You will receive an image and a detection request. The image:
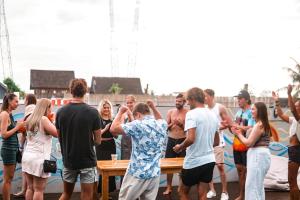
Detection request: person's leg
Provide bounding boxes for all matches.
[119,173,143,200]
[79,167,98,200]
[198,182,208,200]
[2,164,16,200]
[140,176,160,200]
[217,163,228,194]
[178,183,191,200]
[25,173,34,200]
[59,181,76,200]
[163,137,176,195]
[14,172,27,196]
[32,176,47,200]
[59,168,77,200]
[235,164,246,200]
[80,183,94,200]
[288,161,300,200]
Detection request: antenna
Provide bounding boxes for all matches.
[0,0,13,80]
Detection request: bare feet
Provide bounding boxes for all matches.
[163,186,172,195]
[234,196,244,200]
[13,191,25,198]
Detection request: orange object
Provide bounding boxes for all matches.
[233,136,248,152]
[270,124,279,142]
[47,113,55,122]
[18,124,26,134]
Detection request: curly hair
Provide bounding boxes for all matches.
[69,78,88,98]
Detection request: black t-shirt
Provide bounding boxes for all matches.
[56,103,101,170]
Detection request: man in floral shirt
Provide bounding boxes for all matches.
[110,100,167,200]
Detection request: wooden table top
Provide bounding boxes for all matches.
[97,157,184,171]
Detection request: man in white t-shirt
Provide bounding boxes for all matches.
[204,89,231,200]
[173,87,219,200]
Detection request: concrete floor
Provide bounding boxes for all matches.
[3,182,289,200]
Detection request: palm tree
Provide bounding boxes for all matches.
[109,83,123,94]
[285,57,300,97]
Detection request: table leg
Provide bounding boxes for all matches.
[101,173,109,200]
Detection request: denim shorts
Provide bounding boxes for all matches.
[63,167,98,184]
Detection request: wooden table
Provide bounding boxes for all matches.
[97,157,184,200]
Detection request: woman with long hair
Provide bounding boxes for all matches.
[0,93,24,200]
[21,98,58,200]
[13,93,37,198]
[95,99,116,196]
[232,102,271,200]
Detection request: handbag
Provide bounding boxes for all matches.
[43,155,57,173]
[16,149,22,163]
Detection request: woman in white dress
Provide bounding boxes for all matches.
[22,98,58,200]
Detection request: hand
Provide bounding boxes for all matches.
[146,99,155,109]
[119,105,128,114]
[231,126,242,136]
[173,144,182,153]
[102,123,111,133]
[287,84,293,95]
[16,121,26,130]
[272,91,279,101]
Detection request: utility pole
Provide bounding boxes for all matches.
[0,0,13,80]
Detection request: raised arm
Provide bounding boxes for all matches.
[146,99,162,120]
[41,116,58,137]
[288,85,300,121]
[272,91,289,122]
[110,106,128,136]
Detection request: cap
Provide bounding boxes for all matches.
[235,90,250,100]
[24,104,36,118]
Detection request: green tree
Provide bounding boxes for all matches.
[286,57,300,97]
[3,77,25,98]
[109,83,123,94]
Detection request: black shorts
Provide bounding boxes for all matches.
[288,145,300,164]
[233,150,247,166]
[181,162,215,186]
[165,137,186,158]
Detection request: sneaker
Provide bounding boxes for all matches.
[207,190,216,198]
[220,192,229,200]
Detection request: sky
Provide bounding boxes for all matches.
[2,0,300,97]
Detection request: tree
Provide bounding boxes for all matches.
[3,78,25,98]
[109,83,123,94]
[286,57,300,97]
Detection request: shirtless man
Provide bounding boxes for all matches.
[163,93,188,195]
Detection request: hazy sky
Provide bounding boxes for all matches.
[3,0,300,96]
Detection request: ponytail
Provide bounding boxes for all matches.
[1,93,17,112]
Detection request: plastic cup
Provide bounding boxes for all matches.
[111,154,117,165]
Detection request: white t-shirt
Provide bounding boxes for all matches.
[289,117,298,137]
[183,107,219,169]
[209,103,225,147]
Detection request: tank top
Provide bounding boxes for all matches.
[210,103,225,147]
[253,130,270,147]
[1,113,19,150]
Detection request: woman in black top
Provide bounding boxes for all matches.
[95,99,116,194]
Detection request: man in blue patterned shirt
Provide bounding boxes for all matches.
[110,100,168,200]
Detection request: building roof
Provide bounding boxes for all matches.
[0,82,7,90]
[30,69,75,89]
[90,77,143,94]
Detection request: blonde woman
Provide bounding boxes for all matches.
[95,99,116,194]
[22,98,58,200]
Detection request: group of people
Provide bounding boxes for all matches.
[0,78,299,200]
